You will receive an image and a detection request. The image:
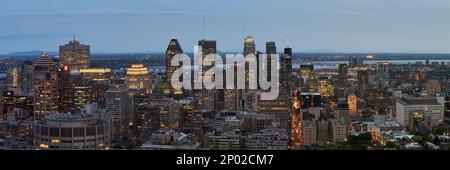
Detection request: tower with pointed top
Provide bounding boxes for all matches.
[165,39,184,97]
[59,38,90,70]
[33,53,59,121]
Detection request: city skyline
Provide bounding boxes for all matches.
[2,0,450,54]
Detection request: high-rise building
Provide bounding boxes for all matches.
[300,65,315,93]
[197,40,220,111]
[338,64,348,85]
[78,68,111,108]
[337,98,349,125]
[125,64,150,94]
[106,85,129,142]
[33,53,59,121]
[357,70,369,98]
[133,103,160,145]
[1,90,33,121]
[58,38,90,70]
[165,39,184,97]
[376,62,389,89]
[151,98,180,130]
[265,41,276,82]
[21,60,34,95]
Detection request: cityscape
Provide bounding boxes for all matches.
[0,0,450,151]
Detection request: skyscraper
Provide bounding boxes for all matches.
[106,85,129,142]
[21,60,34,95]
[197,40,219,111]
[59,38,90,70]
[165,39,184,97]
[357,70,369,98]
[125,64,151,94]
[376,62,389,89]
[33,53,59,121]
[265,41,276,82]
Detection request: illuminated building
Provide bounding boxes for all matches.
[1,90,33,121]
[151,98,180,130]
[34,111,110,150]
[396,97,444,130]
[78,68,111,108]
[300,64,315,93]
[125,64,150,94]
[10,68,20,89]
[59,38,90,70]
[165,39,184,97]
[318,77,334,97]
[133,103,160,145]
[106,85,129,142]
[33,53,59,121]
[59,67,77,113]
[197,40,218,111]
[21,60,34,95]
[348,94,358,116]
[204,131,241,150]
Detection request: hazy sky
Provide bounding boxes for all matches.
[1,0,450,54]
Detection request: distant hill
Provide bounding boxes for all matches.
[8,51,58,57]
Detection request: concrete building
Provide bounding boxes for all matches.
[34,111,110,150]
[396,97,444,130]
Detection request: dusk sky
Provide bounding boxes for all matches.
[1,0,450,54]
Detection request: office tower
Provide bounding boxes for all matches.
[244,36,256,56]
[11,68,20,89]
[197,40,219,111]
[337,64,348,85]
[21,60,34,95]
[59,67,77,113]
[265,41,276,81]
[337,98,349,125]
[151,98,180,130]
[125,64,150,94]
[300,64,315,93]
[133,103,160,145]
[33,53,59,121]
[165,39,184,97]
[396,97,444,130]
[34,111,110,150]
[59,38,90,70]
[376,62,389,89]
[281,47,292,97]
[106,85,129,142]
[78,68,111,108]
[347,94,358,116]
[318,77,334,97]
[357,70,369,98]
